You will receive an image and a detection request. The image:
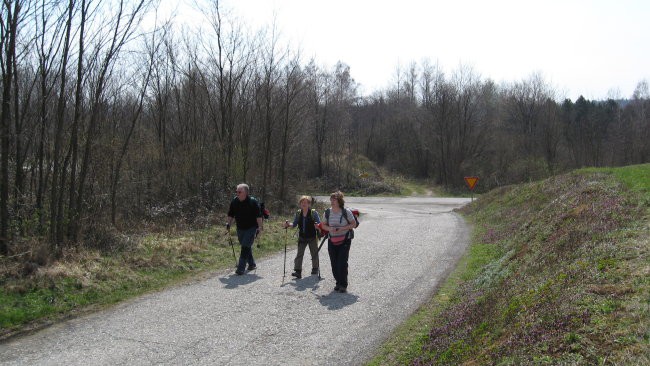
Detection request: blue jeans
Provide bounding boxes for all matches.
[237,227,257,272]
[328,239,351,288]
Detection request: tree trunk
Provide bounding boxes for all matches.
[0,2,18,255]
[67,0,87,240]
[50,0,74,250]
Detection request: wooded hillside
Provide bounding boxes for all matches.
[1,1,648,256]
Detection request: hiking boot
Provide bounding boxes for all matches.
[334,285,340,292]
[247,264,257,271]
[235,270,244,275]
[311,268,319,275]
[337,286,347,293]
[291,270,302,279]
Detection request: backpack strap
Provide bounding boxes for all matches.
[326,208,351,224]
[340,207,350,224]
[249,196,261,213]
[342,208,359,228]
[294,210,301,225]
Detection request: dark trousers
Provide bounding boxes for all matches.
[238,246,255,271]
[237,227,257,272]
[328,239,351,288]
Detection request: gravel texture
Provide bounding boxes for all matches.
[0,197,471,366]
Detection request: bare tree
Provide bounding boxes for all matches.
[1,0,24,255]
[196,0,254,192]
[421,63,454,185]
[65,0,89,239]
[307,60,330,177]
[235,59,257,183]
[630,80,649,162]
[49,0,74,247]
[504,72,554,157]
[73,0,152,241]
[11,1,37,235]
[329,62,356,187]
[34,0,67,232]
[108,21,158,226]
[258,22,283,201]
[538,98,563,173]
[277,52,306,205]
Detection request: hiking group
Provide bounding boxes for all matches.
[226,183,359,293]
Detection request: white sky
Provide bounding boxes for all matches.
[169,0,650,100]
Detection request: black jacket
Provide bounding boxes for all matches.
[228,196,261,230]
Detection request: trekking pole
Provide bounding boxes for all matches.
[228,232,237,268]
[282,224,288,284]
[316,234,328,280]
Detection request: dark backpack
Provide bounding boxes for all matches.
[260,201,270,220]
[247,196,270,220]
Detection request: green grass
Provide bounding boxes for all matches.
[367,240,504,366]
[368,164,650,365]
[581,163,650,195]
[0,221,292,338]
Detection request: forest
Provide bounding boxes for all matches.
[1,0,648,256]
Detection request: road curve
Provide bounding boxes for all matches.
[0,197,471,366]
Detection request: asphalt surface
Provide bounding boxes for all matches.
[0,196,471,366]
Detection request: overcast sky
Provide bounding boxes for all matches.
[174,0,650,100]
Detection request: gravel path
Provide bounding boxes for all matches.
[0,197,471,366]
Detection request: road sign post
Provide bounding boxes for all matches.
[464,176,479,201]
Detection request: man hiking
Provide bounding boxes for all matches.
[282,196,321,279]
[226,183,263,275]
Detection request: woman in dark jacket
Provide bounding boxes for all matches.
[283,196,321,279]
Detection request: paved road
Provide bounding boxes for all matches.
[0,197,471,366]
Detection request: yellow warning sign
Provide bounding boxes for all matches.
[464,176,479,191]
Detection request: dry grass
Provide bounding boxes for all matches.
[0,215,291,339]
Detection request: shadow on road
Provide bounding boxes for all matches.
[317,291,359,310]
[218,273,262,289]
[282,275,322,292]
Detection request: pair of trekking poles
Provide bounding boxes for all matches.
[280,224,329,283]
[227,226,328,283]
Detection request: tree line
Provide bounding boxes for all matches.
[0,0,648,256]
[360,67,649,188]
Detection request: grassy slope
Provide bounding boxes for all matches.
[369,164,649,365]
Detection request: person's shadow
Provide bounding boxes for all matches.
[281,276,359,310]
[282,275,321,292]
[317,290,359,310]
[219,273,262,289]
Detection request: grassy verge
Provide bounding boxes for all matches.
[367,241,505,366]
[0,218,291,340]
[369,163,650,365]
